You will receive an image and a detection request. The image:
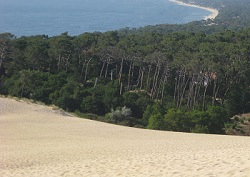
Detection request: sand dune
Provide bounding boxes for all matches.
[1,97,250,177]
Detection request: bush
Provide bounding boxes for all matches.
[164,108,190,132]
[142,102,165,126]
[147,113,165,130]
[191,125,209,134]
[122,91,153,119]
[224,122,235,135]
[107,107,132,123]
[206,106,229,134]
[81,95,105,115]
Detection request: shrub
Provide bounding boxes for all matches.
[224,122,235,135]
[234,116,240,122]
[122,91,153,119]
[142,102,165,126]
[147,113,165,130]
[164,108,189,132]
[191,125,209,134]
[107,106,132,123]
[206,106,229,134]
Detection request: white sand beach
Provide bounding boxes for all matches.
[1,97,250,177]
[169,0,219,20]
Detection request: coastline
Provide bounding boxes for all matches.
[169,0,219,20]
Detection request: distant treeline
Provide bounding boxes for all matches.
[0,27,249,134]
[118,0,250,35]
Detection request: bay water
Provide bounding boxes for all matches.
[0,0,211,37]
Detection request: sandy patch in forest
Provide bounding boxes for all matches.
[1,97,250,177]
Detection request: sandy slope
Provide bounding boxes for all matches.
[0,97,250,177]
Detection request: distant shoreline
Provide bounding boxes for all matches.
[169,0,219,20]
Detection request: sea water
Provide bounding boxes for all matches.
[0,0,211,37]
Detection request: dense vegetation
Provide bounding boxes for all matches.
[0,0,250,134]
[0,28,249,134]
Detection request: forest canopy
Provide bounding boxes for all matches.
[0,0,250,135]
[0,28,249,134]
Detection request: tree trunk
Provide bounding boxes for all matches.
[120,82,123,95]
[57,54,61,71]
[160,73,168,103]
[99,60,106,77]
[105,59,110,78]
[202,84,209,111]
[118,57,124,83]
[84,58,92,82]
[178,77,190,108]
[188,81,194,109]
[152,64,161,99]
[150,65,159,99]
[80,59,87,77]
[146,65,152,92]
[140,68,145,90]
[127,61,133,90]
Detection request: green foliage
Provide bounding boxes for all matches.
[1,15,250,135]
[225,85,250,117]
[1,74,18,96]
[123,91,153,118]
[103,81,122,111]
[164,109,190,132]
[24,35,50,71]
[144,106,229,134]
[0,33,14,75]
[206,106,229,134]
[191,125,209,134]
[107,106,132,123]
[3,70,50,99]
[80,85,106,115]
[81,95,105,115]
[147,113,165,130]
[185,110,210,129]
[142,102,165,126]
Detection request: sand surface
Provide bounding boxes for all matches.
[1,97,250,177]
[169,0,219,20]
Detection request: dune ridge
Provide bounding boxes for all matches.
[1,97,250,177]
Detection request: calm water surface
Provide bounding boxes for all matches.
[0,0,211,36]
